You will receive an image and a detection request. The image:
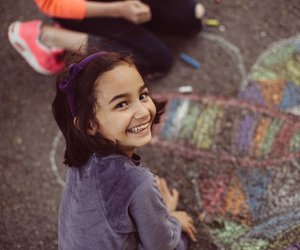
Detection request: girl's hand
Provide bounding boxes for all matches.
[156,176,179,212]
[119,1,151,24]
[170,211,197,242]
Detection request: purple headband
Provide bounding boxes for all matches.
[59,52,107,118]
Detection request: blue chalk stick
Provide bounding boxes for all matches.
[179,53,201,69]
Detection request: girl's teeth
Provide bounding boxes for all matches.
[129,123,148,133]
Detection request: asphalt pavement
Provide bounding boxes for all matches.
[1,0,299,249]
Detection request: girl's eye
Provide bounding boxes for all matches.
[140,92,149,100]
[115,102,128,109]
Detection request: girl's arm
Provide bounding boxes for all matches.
[155,176,179,212]
[129,176,183,250]
[34,0,151,23]
[156,176,197,242]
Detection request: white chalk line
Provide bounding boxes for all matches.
[200,32,247,87]
[49,131,65,187]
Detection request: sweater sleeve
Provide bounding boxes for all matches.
[34,0,87,19]
[129,174,184,250]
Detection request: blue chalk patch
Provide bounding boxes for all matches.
[179,53,201,69]
[236,168,272,222]
[279,81,300,110]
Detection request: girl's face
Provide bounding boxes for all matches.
[93,63,156,157]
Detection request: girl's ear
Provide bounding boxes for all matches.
[86,120,98,136]
[73,117,80,130]
[73,116,98,135]
[73,117,98,135]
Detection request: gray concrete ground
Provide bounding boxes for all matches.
[1,0,299,249]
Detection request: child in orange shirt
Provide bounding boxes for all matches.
[8,0,205,76]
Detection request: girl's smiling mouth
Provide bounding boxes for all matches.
[127,122,150,133]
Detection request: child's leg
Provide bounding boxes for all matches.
[55,17,173,75]
[142,0,204,36]
[40,25,88,54]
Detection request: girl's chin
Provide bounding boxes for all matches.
[121,135,152,152]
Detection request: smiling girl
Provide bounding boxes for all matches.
[52,51,196,249]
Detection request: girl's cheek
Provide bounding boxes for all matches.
[150,101,157,117]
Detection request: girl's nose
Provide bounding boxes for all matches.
[133,102,149,119]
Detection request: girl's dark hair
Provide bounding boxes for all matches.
[52,51,166,167]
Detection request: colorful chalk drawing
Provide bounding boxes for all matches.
[150,35,300,249]
[152,94,300,166]
[240,35,300,115]
[151,93,300,249]
[50,35,300,249]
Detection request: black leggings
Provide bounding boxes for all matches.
[55,0,202,75]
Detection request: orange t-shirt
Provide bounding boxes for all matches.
[34,0,87,19]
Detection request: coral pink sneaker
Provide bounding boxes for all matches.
[8,20,65,75]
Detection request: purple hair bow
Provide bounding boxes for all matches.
[59,52,107,118]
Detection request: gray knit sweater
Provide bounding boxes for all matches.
[58,153,185,250]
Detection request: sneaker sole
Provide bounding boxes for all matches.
[8,21,53,75]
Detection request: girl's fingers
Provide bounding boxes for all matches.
[161,178,171,196]
[188,220,196,230]
[160,178,167,188]
[190,223,197,235]
[155,176,160,185]
[155,177,162,190]
[171,188,179,198]
[187,227,197,242]
[186,216,197,241]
